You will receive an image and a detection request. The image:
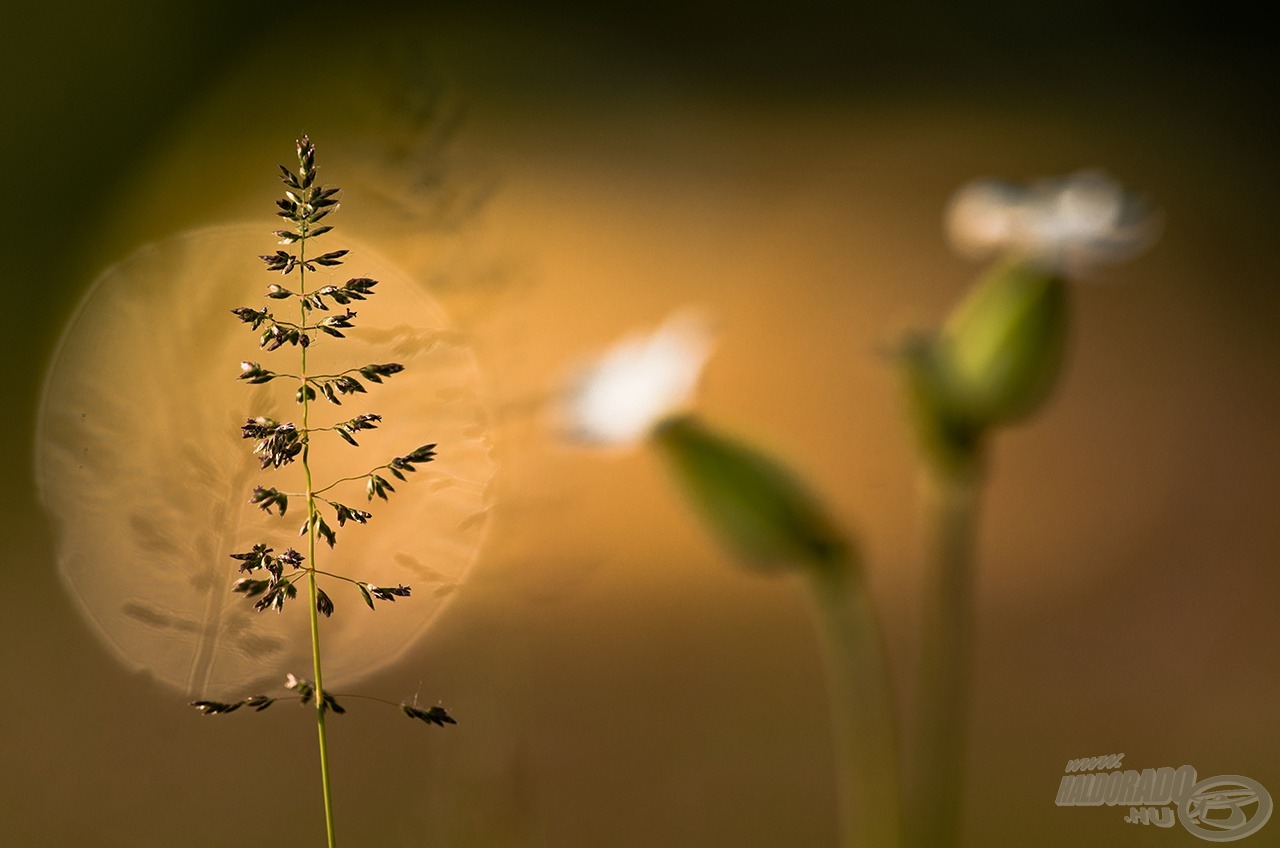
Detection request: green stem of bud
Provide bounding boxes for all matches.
[808,559,903,848]
[652,415,901,847]
[904,464,982,848]
[900,261,1065,847]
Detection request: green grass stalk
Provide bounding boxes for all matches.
[299,236,338,848]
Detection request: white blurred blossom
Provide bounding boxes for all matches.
[946,170,1158,273]
[563,310,716,446]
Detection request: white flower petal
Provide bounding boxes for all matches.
[563,310,716,446]
[947,170,1158,274]
[945,179,1023,258]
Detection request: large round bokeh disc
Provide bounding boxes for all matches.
[37,223,496,697]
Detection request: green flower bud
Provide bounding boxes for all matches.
[902,262,1068,478]
[652,415,847,573]
[941,261,1068,427]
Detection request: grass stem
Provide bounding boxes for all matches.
[299,235,338,848]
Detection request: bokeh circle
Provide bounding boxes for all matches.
[37,223,496,696]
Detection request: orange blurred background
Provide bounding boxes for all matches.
[2,4,1277,846]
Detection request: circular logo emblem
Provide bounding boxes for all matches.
[1178,775,1272,842]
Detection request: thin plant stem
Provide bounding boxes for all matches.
[905,469,981,848]
[328,692,402,708]
[312,568,363,585]
[806,555,902,848]
[299,233,338,848]
[313,469,390,497]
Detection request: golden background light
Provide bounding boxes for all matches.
[3,6,1277,847]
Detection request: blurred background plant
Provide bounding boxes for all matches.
[557,170,1153,848]
[561,312,901,848]
[5,2,1278,847]
[900,171,1157,848]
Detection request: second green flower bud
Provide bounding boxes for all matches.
[652,415,848,574]
[902,262,1068,477]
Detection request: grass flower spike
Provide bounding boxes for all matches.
[190,136,457,848]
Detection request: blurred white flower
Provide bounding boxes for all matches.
[562,309,716,446]
[946,170,1158,273]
